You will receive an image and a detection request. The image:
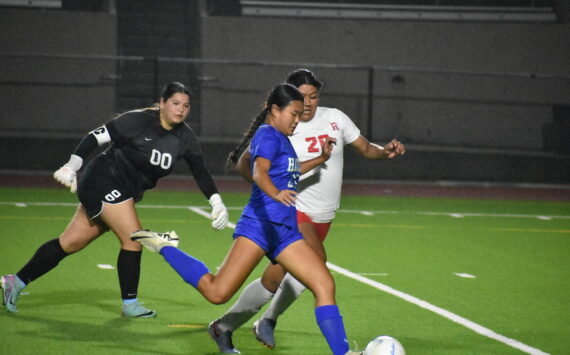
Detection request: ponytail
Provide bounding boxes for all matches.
[227,107,269,165]
[227,83,303,165]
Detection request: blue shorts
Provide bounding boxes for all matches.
[233,215,304,262]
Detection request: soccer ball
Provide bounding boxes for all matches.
[364,335,405,355]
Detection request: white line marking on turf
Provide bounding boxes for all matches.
[0,199,555,353]
[1,201,569,220]
[454,273,476,278]
[97,264,115,270]
[187,207,237,229]
[327,263,550,355]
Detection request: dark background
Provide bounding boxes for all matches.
[1,0,569,184]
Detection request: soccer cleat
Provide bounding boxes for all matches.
[344,351,363,355]
[130,230,179,253]
[1,275,23,312]
[208,319,240,354]
[121,301,157,318]
[253,318,277,349]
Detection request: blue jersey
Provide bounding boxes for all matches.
[242,125,301,228]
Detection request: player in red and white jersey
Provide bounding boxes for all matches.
[291,105,361,223]
[208,69,405,354]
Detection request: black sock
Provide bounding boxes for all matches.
[117,249,142,300]
[17,238,69,284]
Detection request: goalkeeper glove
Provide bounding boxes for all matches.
[209,193,228,231]
[54,154,83,193]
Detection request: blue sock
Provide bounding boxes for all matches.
[315,305,349,355]
[160,246,209,288]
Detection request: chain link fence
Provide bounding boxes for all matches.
[1,52,569,182]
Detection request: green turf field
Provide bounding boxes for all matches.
[0,187,568,354]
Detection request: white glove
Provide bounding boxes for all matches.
[209,193,228,231]
[54,155,83,193]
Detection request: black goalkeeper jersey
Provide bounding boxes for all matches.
[75,109,218,200]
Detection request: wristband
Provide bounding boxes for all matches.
[65,154,83,172]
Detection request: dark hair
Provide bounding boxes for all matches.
[136,82,191,113]
[286,68,323,90]
[227,83,303,165]
[161,81,191,101]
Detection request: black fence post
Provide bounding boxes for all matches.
[152,57,159,101]
[367,67,374,141]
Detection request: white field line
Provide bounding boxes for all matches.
[187,206,237,229]
[0,200,554,353]
[327,263,550,355]
[338,209,570,220]
[1,201,568,220]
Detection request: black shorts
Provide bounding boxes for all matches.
[77,155,137,219]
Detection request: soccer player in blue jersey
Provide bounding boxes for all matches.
[0,82,229,318]
[131,83,357,354]
[210,69,405,353]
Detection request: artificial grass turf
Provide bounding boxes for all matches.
[0,187,568,354]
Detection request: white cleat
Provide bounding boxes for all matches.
[130,230,179,253]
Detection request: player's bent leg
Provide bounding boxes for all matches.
[197,237,265,304]
[298,222,327,260]
[59,204,107,253]
[158,245,211,290]
[275,240,335,306]
[2,205,104,313]
[138,236,265,305]
[99,199,142,252]
[254,272,306,348]
[249,222,325,348]
[276,240,349,355]
[99,200,158,317]
[260,262,288,292]
[215,277,276,331]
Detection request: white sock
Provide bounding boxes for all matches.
[262,273,306,321]
[217,278,274,332]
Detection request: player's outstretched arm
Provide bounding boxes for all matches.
[350,136,405,160]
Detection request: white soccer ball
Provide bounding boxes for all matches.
[364,335,406,355]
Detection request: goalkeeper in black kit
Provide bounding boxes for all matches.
[1,82,229,317]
